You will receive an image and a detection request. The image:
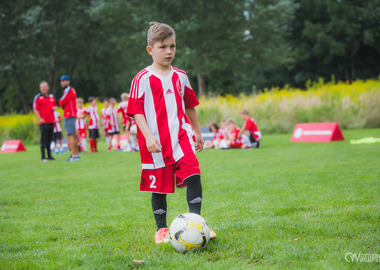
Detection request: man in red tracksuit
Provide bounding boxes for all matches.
[58,75,80,162]
[33,81,57,162]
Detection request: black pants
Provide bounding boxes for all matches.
[39,123,54,159]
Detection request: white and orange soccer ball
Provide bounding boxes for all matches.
[169,213,210,253]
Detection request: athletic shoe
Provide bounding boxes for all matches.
[60,148,64,154]
[256,141,260,149]
[41,158,48,162]
[155,227,170,244]
[67,155,80,162]
[47,157,55,161]
[55,149,59,155]
[209,228,217,239]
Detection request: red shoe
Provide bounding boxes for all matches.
[155,227,169,244]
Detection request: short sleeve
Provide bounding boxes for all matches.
[50,95,57,107]
[33,97,40,110]
[127,73,146,116]
[243,119,250,130]
[183,76,199,109]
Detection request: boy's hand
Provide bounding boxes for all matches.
[194,133,204,152]
[146,135,162,153]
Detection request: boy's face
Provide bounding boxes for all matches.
[103,101,109,107]
[91,99,97,106]
[147,35,176,68]
[227,122,235,131]
[77,102,83,108]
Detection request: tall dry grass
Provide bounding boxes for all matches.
[197,79,380,133]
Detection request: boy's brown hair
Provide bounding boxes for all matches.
[226,118,236,125]
[147,22,175,47]
[240,109,249,115]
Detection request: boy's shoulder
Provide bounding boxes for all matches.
[172,66,188,76]
[132,68,150,80]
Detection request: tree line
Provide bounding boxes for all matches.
[1,0,379,114]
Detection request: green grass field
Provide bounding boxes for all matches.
[1,129,380,269]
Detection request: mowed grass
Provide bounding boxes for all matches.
[1,129,380,269]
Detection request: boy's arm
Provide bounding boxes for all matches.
[58,88,71,107]
[33,109,45,124]
[185,107,204,152]
[134,114,162,153]
[237,127,245,138]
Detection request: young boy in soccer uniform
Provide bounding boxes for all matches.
[75,98,87,152]
[106,97,121,152]
[85,96,100,152]
[238,109,262,148]
[117,93,133,151]
[53,108,64,154]
[127,22,216,244]
[101,98,110,145]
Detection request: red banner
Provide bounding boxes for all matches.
[1,140,27,153]
[291,122,344,142]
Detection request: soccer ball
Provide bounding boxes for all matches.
[130,124,137,135]
[169,213,210,253]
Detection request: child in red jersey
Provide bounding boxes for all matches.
[106,97,120,152]
[117,92,132,151]
[238,109,262,148]
[101,98,110,145]
[204,122,224,149]
[52,107,64,154]
[75,98,87,152]
[85,97,100,152]
[127,22,216,244]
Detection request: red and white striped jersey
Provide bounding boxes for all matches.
[117,101,129,125]
[85,105,99,129]
[75,108,87,130]
[53,111,62,133]
[101,107,110,131]
[106,106,120,133]
[127,66,199,169]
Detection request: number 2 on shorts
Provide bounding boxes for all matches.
[149,175,156,188]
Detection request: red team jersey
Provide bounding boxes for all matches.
[53,111,62,133]
[85,105,99,129]
[127,66,199,170]
[59,86,77,118]
[117,101,129,125]
[106,107,120,133]
[76,108,87,138]
[229,126,243,148]
[244,117,260,140]
[213,129,224,140]
[33,93,57,124]
[101,107,110,135]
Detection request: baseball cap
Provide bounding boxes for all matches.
[59,75,70,81]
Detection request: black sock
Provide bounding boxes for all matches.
[151,193,167,230]
[185,175,202,215]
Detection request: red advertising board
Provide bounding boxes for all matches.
[1,140,27,153]
[291,122,344,142]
